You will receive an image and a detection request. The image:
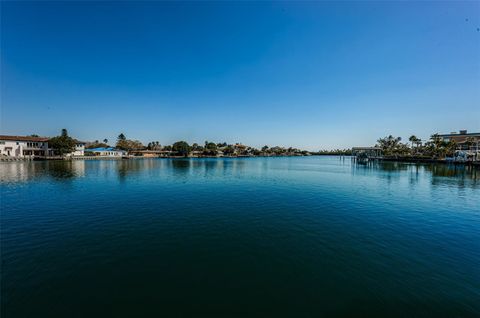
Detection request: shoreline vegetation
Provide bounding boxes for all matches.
[87,133,479,160]
[85,133,316,158]
[372,134,479,161]
[1,130,478,164]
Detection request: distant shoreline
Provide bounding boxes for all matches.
[1,154,479,167]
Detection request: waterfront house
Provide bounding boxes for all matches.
[438,130,480,152]
[0,135,86,158]
[190,150,203,157]
[85,147,126,157]
[128,150,174,157]
[0,135,51,158]
[71,140,86,156]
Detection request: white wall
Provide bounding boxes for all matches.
[71,144,85,156]
[0,140,25,157]
[93,150,125,157]
[0,140,50,157]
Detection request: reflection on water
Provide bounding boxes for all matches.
[351,159,478,189]
[0,160,86,182]
[1,156,479,317]
[2,157,476,190]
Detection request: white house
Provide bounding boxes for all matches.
[85,147,126,157]
[0,135,50,158]
[70,140,86,156]
[0,135,86,158]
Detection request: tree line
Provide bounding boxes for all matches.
[376,134,476,158]
[85,133,312,157]
[42,130,477,159]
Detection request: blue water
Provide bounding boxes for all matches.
[1,157,479,317]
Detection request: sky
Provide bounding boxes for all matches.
[1,1,479,150]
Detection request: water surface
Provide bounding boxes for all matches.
[1,157,479,317]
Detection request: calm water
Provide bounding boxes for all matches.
[1,157,479,317]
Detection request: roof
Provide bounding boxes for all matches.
[438,132,480,137]
[85,147,122,152]
[0,135,49,142]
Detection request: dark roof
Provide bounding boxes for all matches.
[438,132,480,137]
[0,135,49,142]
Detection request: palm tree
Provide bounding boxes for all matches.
[429,133,447,158]
[430,133,441,146]
[464,137,475,151]
[376,135,403,156]
[446,140,457,157]
[103,139,108,144]
[409,135,418,148]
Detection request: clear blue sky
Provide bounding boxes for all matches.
[1,1,479,150]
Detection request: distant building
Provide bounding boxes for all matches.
[71,140,86,156]
[128,149,174,157]
[0,135,50,157]
[352,147,383,158]
[438,130,480,151]
[85,147,126,157]
[0,135,86,158]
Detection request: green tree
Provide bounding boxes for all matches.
[203,141,217,155]
[409,135,419,150]
[464,137,475,150]
[116,133,128,150]
[103,138,108,144]
[205,142,217,151]
[423,133,448,158]
[445,140,457,157]
[49,129,76,156]
[147,141,161,150]
[117,139,144,151]
[376,135,399,155]
[223,145,235,155]
[172,141,191,157]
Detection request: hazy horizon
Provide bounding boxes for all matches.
[1,1,479,150]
